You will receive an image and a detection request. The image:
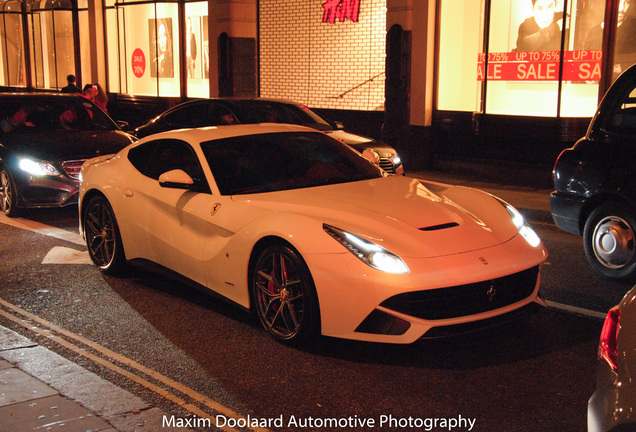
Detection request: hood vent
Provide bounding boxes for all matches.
[419,222,460,232]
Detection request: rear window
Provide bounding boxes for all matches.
[226,101,334,131]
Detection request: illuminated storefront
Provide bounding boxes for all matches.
[429,0,636,163]
[104,0,211,99]
[0,0,90,90]
[0,0,634,166]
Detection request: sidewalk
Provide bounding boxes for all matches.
[0,324,189,431]
[0,157,555,432]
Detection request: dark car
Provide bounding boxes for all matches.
[134,98,404,174]
[588,284,636,431]
[0,93,136,217]
[551,63,636,281]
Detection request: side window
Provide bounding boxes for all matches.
[127,141,156,174]
[164,103,207,128]
[609,85,636,132]
[127,139,209,192]
[204,103,238,125]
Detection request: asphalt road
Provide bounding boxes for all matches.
[0,188,631,431]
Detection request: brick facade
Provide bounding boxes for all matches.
[259,0,386,111]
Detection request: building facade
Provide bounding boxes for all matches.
[0,0,633,168]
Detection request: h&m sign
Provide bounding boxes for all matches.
[322,0,360,24]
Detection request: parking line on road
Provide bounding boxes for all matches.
[545,300,607,320]
[0,216,85,246]
[0,297,272,432]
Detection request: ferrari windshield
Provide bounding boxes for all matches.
[202,131,383,195]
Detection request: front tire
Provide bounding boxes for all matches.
[251,244,320,343]
[0,169,21,217]
[83,195,126,275]
[583,202,636,281]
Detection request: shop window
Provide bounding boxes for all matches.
[106,1,182,97]
[437,0,482,112]
[484,0,563,116]
[613,0,636,79]
[185,1,209,98]
[78,6,90,90]
[105,0,209,98]
[437,0,636,118]
[29,0,75,90]
[0,1,26,87]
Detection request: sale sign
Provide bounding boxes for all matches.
[477,50,602,82]
[132,48,146,78]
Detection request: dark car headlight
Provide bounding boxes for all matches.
[323,224,409,274]
[18,158,60,177]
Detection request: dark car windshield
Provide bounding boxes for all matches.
[224,101,334,131]
[202,131,383,195]
[0,98,117,133]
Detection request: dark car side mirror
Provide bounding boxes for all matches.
[333,120,345,130]
[116,120,130,131]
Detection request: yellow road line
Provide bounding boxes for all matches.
[0,297,271,432]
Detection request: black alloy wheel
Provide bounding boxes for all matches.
[84,195,126,275]
[584,202,636,282]
[252,244,320,343]
[0,169,20,217]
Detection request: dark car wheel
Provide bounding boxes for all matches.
[251,244,320,343]
[0,169,21,217]
[584,203,636,281]
[83,195,126,275]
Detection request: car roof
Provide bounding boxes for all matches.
[163,97,308,112]
[218,97,306,106]
[0,92,87,101]
[190,96,304,105]
[137,123,321,143]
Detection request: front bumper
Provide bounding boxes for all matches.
[588,361,636,432]
[550,191,586,236]
[15,173,79,209]
[306,233,547,344]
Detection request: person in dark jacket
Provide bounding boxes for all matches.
[61,74,81,93]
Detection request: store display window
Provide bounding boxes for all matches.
[438,0,636,118]
[184,1,209,98]
[106,1,181,97]
[0,1,26,87]
[105,0,209,98]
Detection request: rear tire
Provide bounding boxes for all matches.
[83,195,126,275]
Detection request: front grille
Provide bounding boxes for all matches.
[62,160,86,180]
[378,157,395,173]
[380,266,540,320]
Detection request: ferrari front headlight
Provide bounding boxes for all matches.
[502,201,541,247]
[323,224,409,274]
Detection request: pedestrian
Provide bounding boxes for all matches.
[93,83,109,114]
[61,74,81,93]
[82,84,96,102]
